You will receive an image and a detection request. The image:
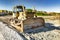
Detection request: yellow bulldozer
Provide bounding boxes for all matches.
[10,5,45,33]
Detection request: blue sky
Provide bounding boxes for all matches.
[0,0,60,12]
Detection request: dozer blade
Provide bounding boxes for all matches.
[10,17,45,33]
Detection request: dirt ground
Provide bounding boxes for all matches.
[0,15,60,40]
[0,15,60,26]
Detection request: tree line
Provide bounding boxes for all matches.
[26,9,60,16]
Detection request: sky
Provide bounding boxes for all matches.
[0,0,60,12]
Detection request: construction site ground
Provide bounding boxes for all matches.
[0,15,60,40]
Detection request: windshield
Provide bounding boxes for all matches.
[13,8,23,13]
[17,8,23,12]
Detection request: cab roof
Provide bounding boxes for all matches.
[14,5,25,9]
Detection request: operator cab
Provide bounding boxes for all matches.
[13,6,25,12]
[12,5,26,20]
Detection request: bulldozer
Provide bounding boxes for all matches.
[10,5,45,33]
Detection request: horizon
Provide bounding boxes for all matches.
[0,0,60,12]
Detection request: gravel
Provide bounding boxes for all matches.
[0,22,25,40]
[0,32,5,40]
[0,19,60,40]
[22,28,60,40]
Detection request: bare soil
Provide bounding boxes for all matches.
[0,15,60,40]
